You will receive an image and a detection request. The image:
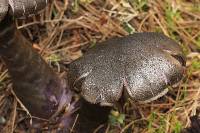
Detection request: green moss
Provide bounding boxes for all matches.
[128,0,149,11]
[109,110,125,126]
[123,22,135,34]
[47,54,61,63]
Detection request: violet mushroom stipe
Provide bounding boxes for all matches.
[0,15,73,119]
[0,1,80,132]
[68,33,186,106]
[0,0,70,120]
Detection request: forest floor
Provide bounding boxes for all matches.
[0,0,200,133]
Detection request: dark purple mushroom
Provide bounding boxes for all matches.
[0,1,77,132]
[0,15,73,119]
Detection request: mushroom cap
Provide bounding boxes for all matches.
[8,0,48,18]
[0,0,8,21]
[68,32,185,105]
[0,0,49,21]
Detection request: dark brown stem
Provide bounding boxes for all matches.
[75,99,111,133]
[0,15,110,132]
[0,15,71,119]
[181,115,200,133]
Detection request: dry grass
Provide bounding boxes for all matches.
[0,0,200,132]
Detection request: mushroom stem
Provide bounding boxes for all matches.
[0,15,109,132]
[76,99,111,133]
[181,115,200,133]
[0,15,71,119]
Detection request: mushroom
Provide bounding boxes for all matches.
[68,32,186,132]
[0,15,74,119]
[68,32,186,105]
[0,1,77,132]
